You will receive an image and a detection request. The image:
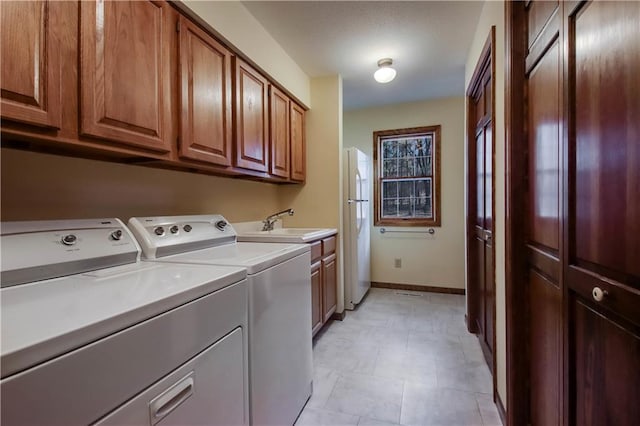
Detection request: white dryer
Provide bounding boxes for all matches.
[128,215,313,426]
[1,219,249,426]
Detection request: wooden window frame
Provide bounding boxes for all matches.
[373,125,442,227]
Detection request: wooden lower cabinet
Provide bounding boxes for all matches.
[311,260,323,335]
[322,253,337,322]
[310,234,338,337]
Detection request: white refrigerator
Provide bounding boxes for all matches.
[343,147,371,310]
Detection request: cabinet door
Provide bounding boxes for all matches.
[1,0,61,128]
[311,260,323,336]
[322,253,337,322]
[290,102,306,182]
[80,0,172,153]
[234,58,269,172]
[269,86,290,178]
[178,16,232,166]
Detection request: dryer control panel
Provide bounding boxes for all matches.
[0,219,139,288]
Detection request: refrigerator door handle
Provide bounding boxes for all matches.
[347,199,369,203]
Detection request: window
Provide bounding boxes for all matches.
[373,125,441,227]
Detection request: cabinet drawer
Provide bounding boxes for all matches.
[322,236,336,256]
[310,241,322,263]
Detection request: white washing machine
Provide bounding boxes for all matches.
[1,219,249,426]
[128,215,313,426]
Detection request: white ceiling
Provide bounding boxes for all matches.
[241,1,484,110]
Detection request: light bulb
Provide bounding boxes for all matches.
[374,58,396,83]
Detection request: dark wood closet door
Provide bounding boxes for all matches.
[565,1,640,424]
[473,119,495,365]
[524,2,563,425]
[507,1,640,424]
[466,31,495,374]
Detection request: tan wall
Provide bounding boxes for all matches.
[183,0,310,106]
[465,0,507,408]
[280,76,343,229]
[344,96,466,289]
[0,149,280,222]
[280,76,344,311]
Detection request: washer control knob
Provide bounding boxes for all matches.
[154,226,165,236]
[110,230,123,241]
[61,234,77,245]
[183,224,192,232]
[170,225,179,234]
[215,220,228,231]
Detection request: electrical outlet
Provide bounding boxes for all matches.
[394,258,402,268]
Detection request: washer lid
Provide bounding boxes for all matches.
[0,262,246,378]
[155,242,310,274]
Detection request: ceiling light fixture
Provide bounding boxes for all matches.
[374,58,397,83]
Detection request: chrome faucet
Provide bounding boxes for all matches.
[262,208,294,231]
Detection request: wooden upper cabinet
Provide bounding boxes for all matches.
[234,58,269,172]
[269,86,290,178]
[0,1,61,129]
[80,0,172,153]
[290,102,306,182]
[178,16,232,167]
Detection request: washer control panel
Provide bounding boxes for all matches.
[128,215,236,259]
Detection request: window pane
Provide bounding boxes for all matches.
[414,197,432,218]
[407,139,418,157]
[416,138,428,157]
[383,159,397,178]
[382,199,397,217]
[382,181,397,198]
[398,140,409,158]
[415,156,429,176]
[398,198,412,217]
[399,180,414,198]
[415,179,431,198]
[398,158,416,177]
[383,140,397,159]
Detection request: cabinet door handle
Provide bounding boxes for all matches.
[149,373,194,425]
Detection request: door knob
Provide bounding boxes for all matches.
[592,287,608,302]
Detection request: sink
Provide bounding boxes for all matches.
[236,228,337,243]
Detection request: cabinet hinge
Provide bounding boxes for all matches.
[176,21,181,33]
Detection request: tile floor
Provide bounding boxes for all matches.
[296,288,502,426]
